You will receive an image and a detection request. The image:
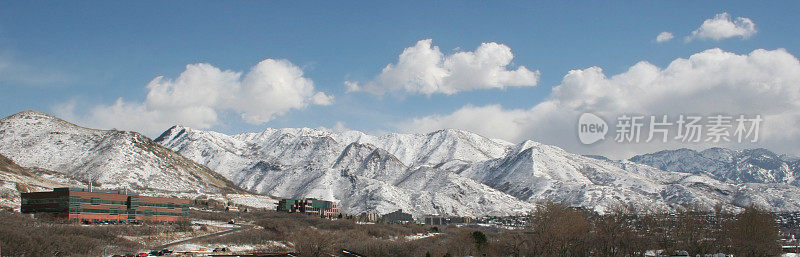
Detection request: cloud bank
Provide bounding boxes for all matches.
[687,13,756,42]
[57,59,333,135]
[400,48,800,159]
[347,39,539,95]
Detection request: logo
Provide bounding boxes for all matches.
[578,113,608,145]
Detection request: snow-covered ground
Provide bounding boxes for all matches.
[225,193,279,209]
[404,233,441,241]
[169,241,290,253]
[192,219,236,228]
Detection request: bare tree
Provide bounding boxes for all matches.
[727,206,781,257]
[673,207,717,255]
[526,202,591,256]
[496,230,527,257]
[291,229,339,257]
[591,208,644,257]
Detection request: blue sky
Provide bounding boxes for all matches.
[1,1,799,158]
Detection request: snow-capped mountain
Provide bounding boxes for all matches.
[156,125,800,216]
[0,111,242,194]
[629,148,800,185]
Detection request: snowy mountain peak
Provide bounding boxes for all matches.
[8,110,60,120]
[154,125,189,142]
[3,110,102,133]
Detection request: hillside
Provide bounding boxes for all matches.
[0,153,74,210]
[0,111,243,195]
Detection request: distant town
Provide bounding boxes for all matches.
[4,186,800,256]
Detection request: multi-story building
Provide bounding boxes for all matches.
[21,187,189,223]
[276,198,339,218]
[424,215,473,226]
[358,211,380,223]
[381,209,413,224]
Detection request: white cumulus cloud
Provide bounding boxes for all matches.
[56,59,333,136]
[686,12,756,42]
[399,48,800,159]
[348,39,539,95]
[656,32,674,43]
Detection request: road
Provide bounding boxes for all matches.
[155,223,255,249]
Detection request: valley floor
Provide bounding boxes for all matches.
[2,202,794,257]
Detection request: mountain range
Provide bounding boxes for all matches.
[155,124,800,216]
[630,148,800,185]
[3,110,800,217]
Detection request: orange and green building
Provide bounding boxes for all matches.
[276,198,339,218]
[21,187,189,223]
